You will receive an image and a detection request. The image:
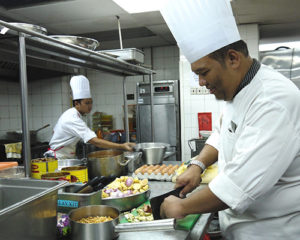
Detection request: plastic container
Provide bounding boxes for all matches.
[0,166,25,178]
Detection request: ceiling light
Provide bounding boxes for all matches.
[112,0,163,14]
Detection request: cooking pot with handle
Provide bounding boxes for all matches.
[87,150,139,178]
[69,205,175,240]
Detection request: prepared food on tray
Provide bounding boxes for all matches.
[133,163,184,181]
[76,216,113,224]
[102,176,149,199]
[123,203,153,222]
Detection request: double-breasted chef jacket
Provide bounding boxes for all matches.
[48,107,96,159]
[207,64,300,239]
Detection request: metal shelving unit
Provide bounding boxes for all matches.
[0,20,156,177]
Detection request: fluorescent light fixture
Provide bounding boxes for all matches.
[112,0,163,13]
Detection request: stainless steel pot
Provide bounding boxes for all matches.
[69,205,175,240]
[57,158,87,171]
[87,150,135,178]
[134,142,170,165]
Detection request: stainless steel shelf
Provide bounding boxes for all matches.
[0,20,155,76]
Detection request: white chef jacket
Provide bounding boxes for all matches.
[48,107,96,159]
[207,64,300,239]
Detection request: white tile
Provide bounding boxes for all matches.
[33,117,43,130]
[0,95,9,107]
[9,118,21,129]
[0,106,9,118]
[0,118,10,131]
[31,94,42,105]
[51,82,62,94]
[52,93,62,105]
[9,106,18,118]
[32,106,42,118]
[42,105,52,118]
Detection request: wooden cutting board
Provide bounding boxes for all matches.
[0,162,18,170]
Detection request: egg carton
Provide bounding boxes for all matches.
[132,172,175,182]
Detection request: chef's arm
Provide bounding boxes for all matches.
[161,186,228,219]
[193,144,218,169]
[182,186,228,214]
[88,137,135,151]
[175,144,218,196]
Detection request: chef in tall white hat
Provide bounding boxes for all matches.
[45,75,135,160]
[159,0,300,239]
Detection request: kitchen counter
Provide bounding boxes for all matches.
[118,181,213,240]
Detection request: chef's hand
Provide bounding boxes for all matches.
[160,195,186,219]
[175,165,202,197]
[122,142,136,151]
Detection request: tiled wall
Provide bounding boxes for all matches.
[0,45,179,145]
[0,76,71,142]
[87,45,179,130]
[180,24,259,161]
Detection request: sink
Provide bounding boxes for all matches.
[0,178,67,240]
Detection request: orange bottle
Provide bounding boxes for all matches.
[96,125,103,139]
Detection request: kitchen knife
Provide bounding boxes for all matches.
[150,186,184,220]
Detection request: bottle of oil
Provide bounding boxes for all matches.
[96,124,103,139]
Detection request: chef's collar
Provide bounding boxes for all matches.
[234,59,260,97]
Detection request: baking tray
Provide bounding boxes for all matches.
[0,22,47,35]
[98,48,144,64]
[49,35,100,50]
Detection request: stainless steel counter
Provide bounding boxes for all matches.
[118,181,213,240]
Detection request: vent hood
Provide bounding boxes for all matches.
[260,47,300,89]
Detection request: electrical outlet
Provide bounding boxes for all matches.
[190,87,197,95]
[196,88,202,95]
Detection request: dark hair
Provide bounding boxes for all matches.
[209,40,249,65]
[72,99,82,107]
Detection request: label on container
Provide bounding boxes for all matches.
[57,200,79,208]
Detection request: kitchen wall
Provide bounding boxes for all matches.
[0,45,179,144]
[180,24,259,161]
[86,45,180,130]
[0,76,71,143]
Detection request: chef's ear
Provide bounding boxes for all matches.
[226,49,240,69]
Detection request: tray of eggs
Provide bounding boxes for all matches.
[132,163,184,181]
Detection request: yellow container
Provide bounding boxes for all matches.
[41,172,71,182]
[61,166,88,183]
[31,158,58,179]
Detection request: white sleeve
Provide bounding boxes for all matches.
[64,116,96,143]
[206,114,222,151]
[209,99,300,213]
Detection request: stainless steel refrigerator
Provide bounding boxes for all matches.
[136,80,181,161]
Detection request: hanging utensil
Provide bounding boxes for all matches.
[116,15,123,49]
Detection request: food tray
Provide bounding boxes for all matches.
[0,166,25,178]
[132,164,181,182]
[0,22,48,35]
[49,35,100,50]
[97,48,144,64]
[132,172,175,182]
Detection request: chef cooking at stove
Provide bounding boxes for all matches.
[44,75,135,159]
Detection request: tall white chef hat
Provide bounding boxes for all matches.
[70,75,91,100]
[160,0,241,63]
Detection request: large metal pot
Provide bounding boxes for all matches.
[134,142,170,165]
[87,150,133,178]
[57,158,87,171]
[69,205,175,240]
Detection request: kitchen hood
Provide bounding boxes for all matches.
[260,47,300,89]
